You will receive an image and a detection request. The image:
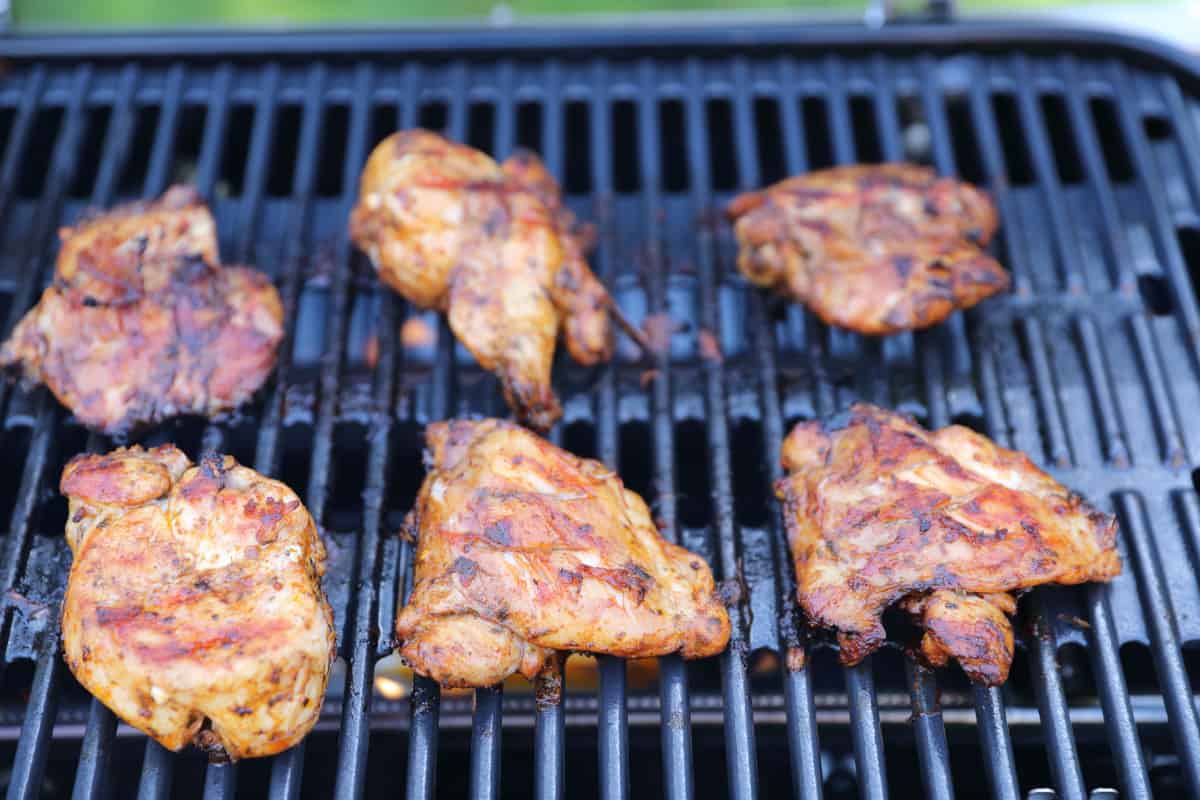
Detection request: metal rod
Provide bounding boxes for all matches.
[136,741,175,800]
[973,686,1021,800]
[71,700,118,800]
[66,63,144,800]
[1085,585,1151,799]
[905,660,955,800]
[532,58,567,800]
[404,61,445,800]
[587,57,632,800]
[535,665,566,800]
[470,686,504,800]
[5,640,62,800]
[692,53,759,800]
[769,55,825,800]
[640,56,696,800]
[1113,492,1200,796]
[202,762,237,800]
[845,661,889,800]
[598,656,631,800]
[1029,600,1087,800]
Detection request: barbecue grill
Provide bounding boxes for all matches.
[1,19,1199,800]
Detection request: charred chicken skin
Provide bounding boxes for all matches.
[727,164,1009,335]
[778,404,1120,685]
[0,186,283,435]
[349,130,613,431]
[60,445,334,760]
[395,419,730,688]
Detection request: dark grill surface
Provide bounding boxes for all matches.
[1,23,1200,800]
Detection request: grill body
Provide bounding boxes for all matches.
[0,22,1199,800]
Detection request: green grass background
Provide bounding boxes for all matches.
[15,0,1108,28]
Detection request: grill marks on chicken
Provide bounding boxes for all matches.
[727,164,1009,335]
[778,404,1121,685]
[395,419,730,688]
[0,186,283,435]
[60,445,334,760]
[349,130,613,431]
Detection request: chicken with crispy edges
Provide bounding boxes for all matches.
[0,186,283,435]
[727,164,1009,335]
[349,130,613,431]
[60,445,334,760]
[778,404,1120,685]
[395,419,730,688]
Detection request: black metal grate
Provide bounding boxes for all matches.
[1,23,1200,800]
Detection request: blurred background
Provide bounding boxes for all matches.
[12,1,1200,55]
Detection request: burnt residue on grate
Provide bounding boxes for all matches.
[0,32,1200,800]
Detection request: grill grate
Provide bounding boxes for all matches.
[1,24,1200,800]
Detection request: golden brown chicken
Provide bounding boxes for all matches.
[778,404,1120,685]
[395,418,730,687]
[727,164,1009,335]
[0,186,283,435]
[60,445,334,760]
[349,130,613,431]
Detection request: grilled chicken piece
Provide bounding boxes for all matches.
[0,186,283,435]
[349,130,613,431]
[727,164,1009,335]
[778,404,1121,685]
[60,445,334,760]
[395,419,730,688]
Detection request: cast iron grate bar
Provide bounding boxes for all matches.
[996,54,1092,800]
[594,59,630,800]
[757,54,826,800]
[689,56,761,800]
[67,63,143,800]
[821,53,893,800]
[533,57,567,800]
[638,57,699,800]
[4,63,94,800]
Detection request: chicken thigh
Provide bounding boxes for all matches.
[395,419,730,687]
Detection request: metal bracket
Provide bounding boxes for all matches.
[865,0,955,27]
